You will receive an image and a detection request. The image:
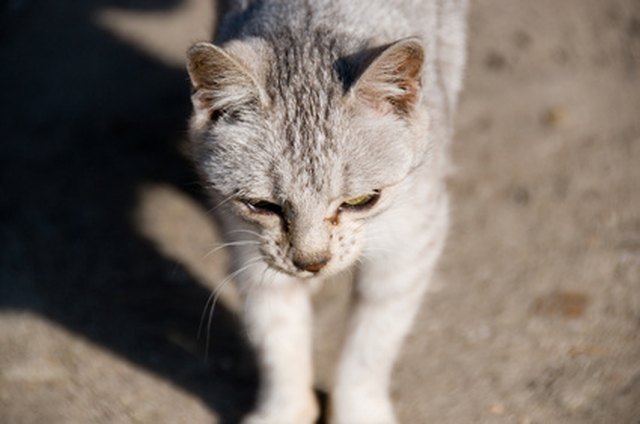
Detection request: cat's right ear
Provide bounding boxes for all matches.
[349,37,425,116]
[187,42,263,123]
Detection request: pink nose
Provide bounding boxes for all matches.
[293,257,329,273]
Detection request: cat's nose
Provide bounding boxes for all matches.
[293,255,330,273]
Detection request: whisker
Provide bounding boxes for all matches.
[199,256,264,360]
[258,264,271,288]
[202,240,261,259]
[204,193,237,215]
[241,267,268,340]
[226,229,265,239]
[264,267,280,316]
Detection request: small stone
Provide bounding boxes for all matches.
[488,402,506,415]
[485,51,507,71]
[541,107,567,128]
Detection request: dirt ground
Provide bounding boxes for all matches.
[1,0,639,423]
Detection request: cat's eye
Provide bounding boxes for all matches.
[339,190,380,211]
[241,199,283,216]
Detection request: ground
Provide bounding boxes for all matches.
[1,0,639,423]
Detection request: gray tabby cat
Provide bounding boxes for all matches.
[186,0,467,423]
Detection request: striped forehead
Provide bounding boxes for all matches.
[264,29,346,193]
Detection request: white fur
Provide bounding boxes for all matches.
[187,1,468,422]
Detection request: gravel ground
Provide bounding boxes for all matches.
[1,0,639,423]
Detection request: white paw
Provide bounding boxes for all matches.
[241,394,318,424]
[330,389,397,424]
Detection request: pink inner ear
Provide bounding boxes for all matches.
[392,54,423,113]
[358,74,421,115]
[357,90,395,115]
[355,41,424,116]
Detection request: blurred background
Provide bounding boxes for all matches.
[0,0,638,423]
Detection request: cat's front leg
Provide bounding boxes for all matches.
[330,273,428,424]
[237,263,318,424]
[331,201,448,424]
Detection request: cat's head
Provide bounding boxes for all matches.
[187,36,428,278]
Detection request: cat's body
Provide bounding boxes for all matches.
[187,1,468,422]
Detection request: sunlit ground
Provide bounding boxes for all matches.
[1,0,639,423]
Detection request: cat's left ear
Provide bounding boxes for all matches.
[350,37,424,116]
[186,41,265,123]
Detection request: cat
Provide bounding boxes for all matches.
[186,0,468,423]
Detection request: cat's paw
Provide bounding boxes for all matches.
[241,408,317,424]
[241,394,318,424]
[330,389,397,424]
[330,408,397,424]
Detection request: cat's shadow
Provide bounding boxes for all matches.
[0,0,288,422]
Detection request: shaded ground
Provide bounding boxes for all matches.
[1,0,639,423]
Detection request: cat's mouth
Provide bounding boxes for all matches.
[264,258,329,279]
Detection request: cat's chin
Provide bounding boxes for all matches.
[265,261,341,280]
[272,266,324,280]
